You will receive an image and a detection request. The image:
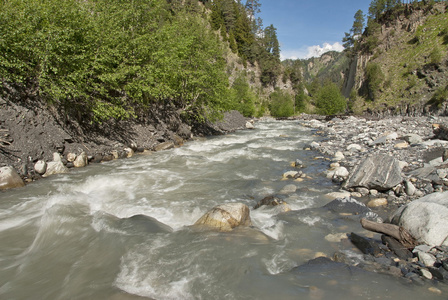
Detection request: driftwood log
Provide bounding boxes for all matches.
[360,218,419,249]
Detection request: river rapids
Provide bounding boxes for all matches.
[0,120,446,299]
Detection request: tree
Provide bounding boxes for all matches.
[269,89,294,117]
[315,82,346,115]
[343,10,365,51]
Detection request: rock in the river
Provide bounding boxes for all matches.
[254,196,291,212]
[74,152,88,168]
[343,154,403,191]
[0,166,25,190]
[154,141,175,152]
[194,203,252,232]
[245,121,255,129]
[279,184,297,194]
[367,198,388,208]
[390,192,448,247]
[324,197,381,221]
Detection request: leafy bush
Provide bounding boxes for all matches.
[229,72,257,117]
[429,85,448,107]
[269,89,294,118]
[365,62,385,100]
[430,47,443,65]
[315,82,346,115]
[0,0,230,123]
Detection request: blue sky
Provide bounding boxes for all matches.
[258,0,372,59]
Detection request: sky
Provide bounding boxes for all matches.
[258,0,372,60]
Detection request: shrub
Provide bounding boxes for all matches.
[315,82,346,115]
[430,47,443,65]
[269,89,294,118]
[365,62,385,100]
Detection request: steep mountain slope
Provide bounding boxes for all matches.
[345,2,448,115]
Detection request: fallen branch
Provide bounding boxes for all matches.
[360,218,418,249]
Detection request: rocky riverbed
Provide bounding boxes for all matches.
[298,114,448,289]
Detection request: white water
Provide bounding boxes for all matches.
[0,120,446,299]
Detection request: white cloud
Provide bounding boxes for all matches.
[281,42,345,60]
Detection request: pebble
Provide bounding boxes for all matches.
[428,287,442,295]
[367,198,388,208]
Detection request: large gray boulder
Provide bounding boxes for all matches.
[390,192,448,247]
[0,166,25,190]
[343,154,403,191]
[194,203,252,232]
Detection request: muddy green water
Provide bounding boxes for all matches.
[0,120,446,299]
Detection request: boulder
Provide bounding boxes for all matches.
[0,166,25,190]
[34,160,47,175]
[43,161,69,177]
[245,121,255,130]
[390,192,448,247]
[279,184,297,194]
[74,152,88,168]
[343,154,403,191]
[154,141,175,152]
[194,203,252,232]
[323,197,381,222]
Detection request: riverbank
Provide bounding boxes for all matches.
[298,114,448,287]
[0,96,251,188]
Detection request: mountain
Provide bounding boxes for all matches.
[344,2,448,115]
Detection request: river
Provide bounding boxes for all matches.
[0,120,446,299]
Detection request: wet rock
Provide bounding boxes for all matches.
[124,147,134,158]
[194,203,252,232]
[245,121,255,130]
[254,196,291,212]
[154,141,174,152]
[343,154,403,191]
[282,171,298,179]
[0,166,25,190]
[391,192,448,247]
[324,191,351,200]
[350,233,382,256]
[119,214,173,233]
[381,235,413,260]
[367,198,388,208]
[34,160,47,175]
[323,197,380,221]
[279,184,297,195]
[293,159,303,168]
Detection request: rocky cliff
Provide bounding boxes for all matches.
[345,2,448,116]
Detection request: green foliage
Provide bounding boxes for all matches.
[343,10,365,51]
[269,89,294,118]
[429,47,443,65]
[365,62,385,100]
[0,0,232,123]
[229,72,257,117]
[315,82,346,115]
[429,85,448,107]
